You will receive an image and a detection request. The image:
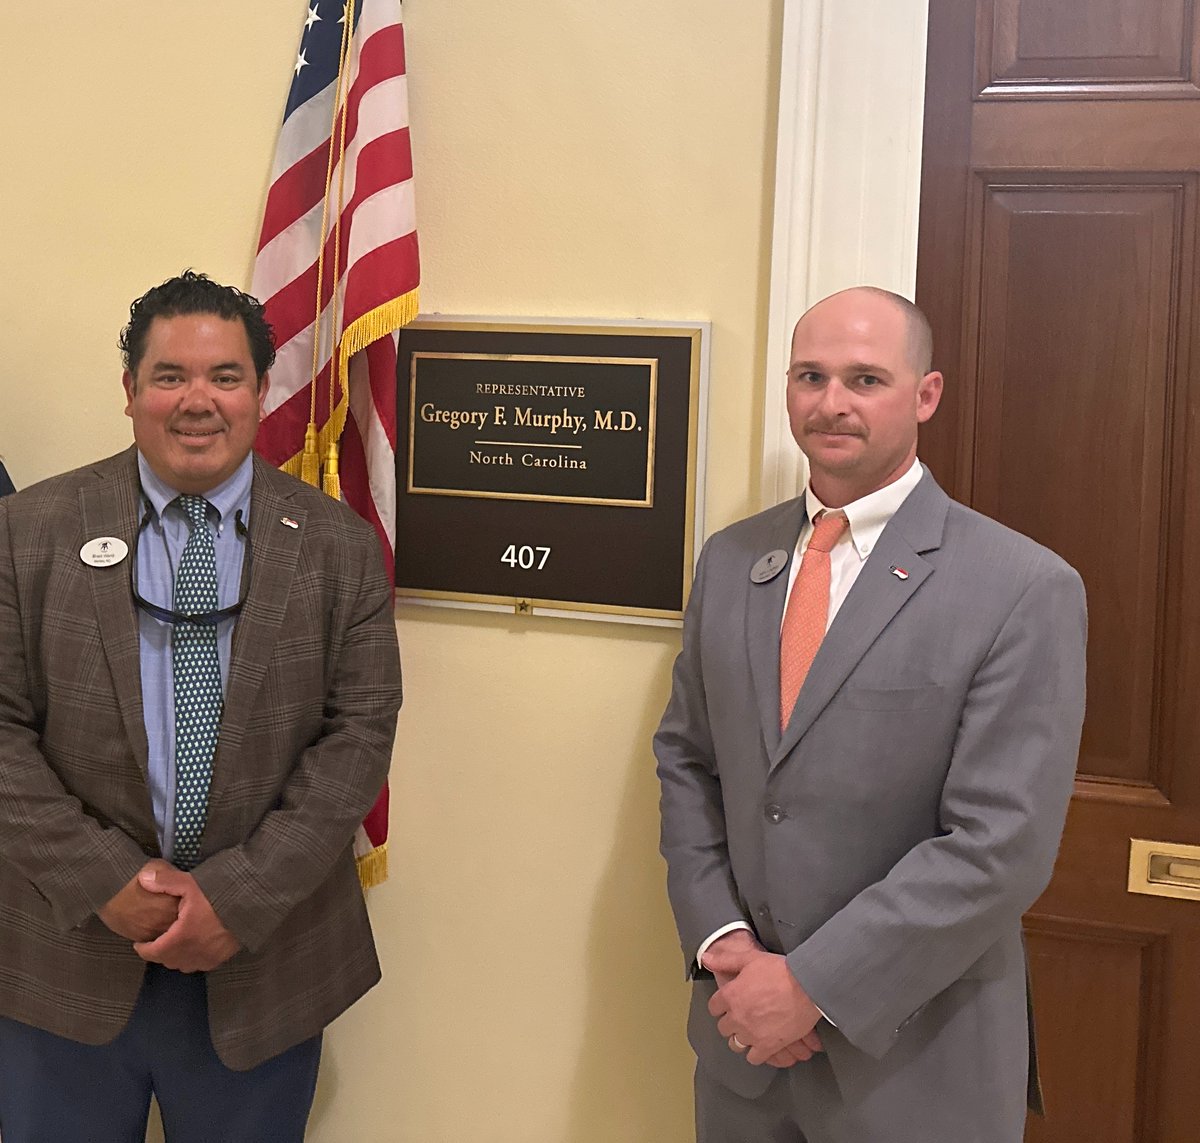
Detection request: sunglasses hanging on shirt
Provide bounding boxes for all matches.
[130,505,252,627]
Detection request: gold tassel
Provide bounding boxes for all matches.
[356,842,388,891]
[322,440,341,500]
[300,423,321,487]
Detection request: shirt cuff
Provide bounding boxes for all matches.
[696,921,755,971]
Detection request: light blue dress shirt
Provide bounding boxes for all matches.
[135,453,251,860]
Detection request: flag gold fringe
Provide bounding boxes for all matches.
[356,841,388,890]
[338,290,421,375]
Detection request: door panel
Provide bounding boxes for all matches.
[1024,917,1166,1140]
[978,0,1200,96]
[971,179,1183,787]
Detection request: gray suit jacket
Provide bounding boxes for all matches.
[655,471,1086,1140]
[0,448,402,1069]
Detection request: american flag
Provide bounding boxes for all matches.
[253,0,418,886]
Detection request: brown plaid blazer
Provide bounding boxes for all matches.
[0,448,402,1070]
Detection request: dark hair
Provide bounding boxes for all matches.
[119,270,276,381]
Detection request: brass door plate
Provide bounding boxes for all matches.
[1128,838,1200,901]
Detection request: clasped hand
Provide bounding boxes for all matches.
[704,931,824,1068]
[97,859,239,972]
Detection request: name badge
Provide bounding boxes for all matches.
[80,536,129,568]
[750,549,790,584]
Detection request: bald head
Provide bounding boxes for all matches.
[797,287,933,375]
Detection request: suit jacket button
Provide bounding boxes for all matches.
[764,803,786,824]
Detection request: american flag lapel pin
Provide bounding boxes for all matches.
[280,516,300,530]
[890,565,909,580]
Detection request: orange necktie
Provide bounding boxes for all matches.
[779,510,849,729]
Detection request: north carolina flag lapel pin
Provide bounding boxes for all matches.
[890,565,909,580]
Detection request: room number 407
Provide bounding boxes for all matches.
[501,544,551,570]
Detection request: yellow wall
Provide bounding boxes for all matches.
[2,2,781,1139]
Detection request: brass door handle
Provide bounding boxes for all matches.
[1129,839,1200,900]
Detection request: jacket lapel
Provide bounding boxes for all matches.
[215,459,304,761]
[746,500,806,754]
[79,448,150,776]
[771,472,950,770]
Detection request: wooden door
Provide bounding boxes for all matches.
[916,3,1200,1139]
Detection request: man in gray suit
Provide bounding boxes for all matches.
[655,287,1086,1142]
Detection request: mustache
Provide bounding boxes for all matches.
[170,418,224,430]
[804,420,864,436]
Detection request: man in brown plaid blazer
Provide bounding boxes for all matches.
[0,272,402,1142]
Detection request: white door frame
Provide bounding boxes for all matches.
[761,0,931,507]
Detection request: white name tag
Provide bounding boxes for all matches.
[80,536,129,567]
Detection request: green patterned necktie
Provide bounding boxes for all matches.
[171,495,223,870]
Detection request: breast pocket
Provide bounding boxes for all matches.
[838,684,946,711]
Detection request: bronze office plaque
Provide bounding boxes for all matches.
[396,320,707,623]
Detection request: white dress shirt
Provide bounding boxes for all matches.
[696,458,925,974]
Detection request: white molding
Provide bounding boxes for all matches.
[761,0,825,509]
[760,0,931,508]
